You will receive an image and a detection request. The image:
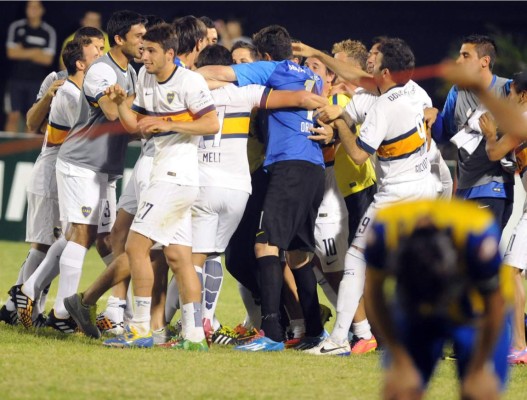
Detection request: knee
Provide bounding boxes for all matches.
[95,233,112,257]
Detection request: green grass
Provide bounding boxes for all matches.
[1,240,526,399]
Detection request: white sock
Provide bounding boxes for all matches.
[101,253,114,267]
[239,283,261,329]
[23,237,67,300]
[104,295,125,324]
[181,302,205,342]
[53,241,88,318]
[330,247,366,344]
[352,319,372,340]
[131,296,151,335]
[289,318,306,339]
[22,248,47,281]
[124,283,134,322]
[195,265,203,296]
[313,267,338,308]
[212,315,221,331]
[202,255,223,322]
[165,276,179,324]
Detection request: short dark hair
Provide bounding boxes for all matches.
[196,44,233,68]
[107,10,147,47]
[143,23,178,54]
[252,25,292,61]
[143,15,165,29]
[231,41,258,61]
[62,40,85,75]
[199,16,215,29]
[392,226,460,313]
[378,38,415,84]
[462,34,498,70]
[172,15,207,55]
[512,71,527,93]
[73,26,104,42]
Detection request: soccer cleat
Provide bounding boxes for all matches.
[0,305,18,325]
[102,325,153,348]
[64,293,100,339]
[96,311,124,336]
[234,334,284,352]
[508,348,527,365]
[46,309,78,334]
[11,285,34,329]
[203,318,213,347]
[168,338,209,352]
[284,337,302,349]
[320,304,333,326]
[304,337,351,356]
[350,335,378,354]
[232,324,260,343]
[210,326,239,346]
[33,313,47,328]
[291,330,329,351]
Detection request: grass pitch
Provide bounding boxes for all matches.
[1,240,526,400]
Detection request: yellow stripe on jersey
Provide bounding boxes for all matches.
[162,112,195,123]
[46,124,69,145]
[222,116,250,135]
[377,129,425,160]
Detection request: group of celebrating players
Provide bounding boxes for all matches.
[1,8,526,399]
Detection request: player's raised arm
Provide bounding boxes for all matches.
[137,110,219,137]
[196,65,237,82]
[26,78,65,133]
[264,90,328,110]
[105,83,139,133]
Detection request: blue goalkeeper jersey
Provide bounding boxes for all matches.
[232,60,324,168]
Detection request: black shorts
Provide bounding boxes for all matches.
[256,160,325,252]
[6,79,42,115]
[344,183,376,245]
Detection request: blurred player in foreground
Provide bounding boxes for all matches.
[364,199,512,400]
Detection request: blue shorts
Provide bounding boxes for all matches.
[384,311,511,390]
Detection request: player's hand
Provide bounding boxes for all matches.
[46,79,65,99]
[329,82,354,97]
[137,116,172,135]
[308,119,335,145]
[383,362,423,400]
[461,367,499,400]
[479,112,497,140]
[291,42,319,58]
[424,107,439,127]
[302,92,329,110]
[105,84,127,105]
[314,105,344,123]
[441,61,486,92]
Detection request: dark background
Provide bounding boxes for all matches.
[0,0,526,128]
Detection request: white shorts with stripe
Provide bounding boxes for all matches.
[117,154,153,215]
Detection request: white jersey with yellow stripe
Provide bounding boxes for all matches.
[357,84,431,187]
[42,78,81,154]
[131,66,215,186]
[199,83,265,194]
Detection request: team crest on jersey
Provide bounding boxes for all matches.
[81,206,92,217]
[167,92,175,104]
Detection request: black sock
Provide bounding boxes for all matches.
[292,262,323,337]
[257,255,285,342]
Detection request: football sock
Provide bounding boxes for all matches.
[22,248,46,281]
[53,241,88,318]
[165,276,179,324]
[131,296,151,335]
[292,262,323,337]
[181,302,205,342]
[239,283,261,329]
[352,319,372,340]
[330,247,366,344]
[257,255,284,342]
[202,255,223,322]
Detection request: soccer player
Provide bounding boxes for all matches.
[475,71,527,364]
[364,199,511,400]
[86,23,219,350]
[1,27,105,327]
[199,16,218,46]
[172,15,207,69]
[18,10,146,331]
[306,38,437,355]
[231,41,258,64]
[432,35,513,232]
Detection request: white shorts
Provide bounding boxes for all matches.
[56,158,111,226]
[130,180,198,247]
[192,186,249,253]
[98,181,117,234]
[27,149,59,197]
[117,154,153,215]
[25,193,61,245]
[504,213,527,271]
[315,166,349,273]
